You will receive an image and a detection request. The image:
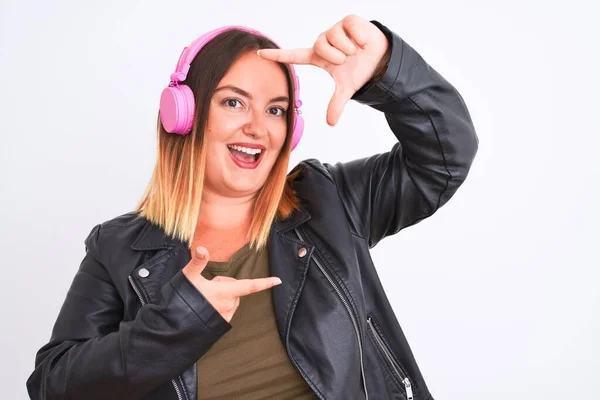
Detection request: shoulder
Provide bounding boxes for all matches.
[100,211,147,229]
[290,158,336,187]
[83,211,148,262]
[289,158,348,209]
[288,158,364,238]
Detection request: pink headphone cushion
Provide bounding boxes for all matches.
[290,113,304,151]
[159,85,195,134]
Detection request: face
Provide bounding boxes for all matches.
[203,51,290,199]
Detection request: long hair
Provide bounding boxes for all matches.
[135,29,300,250]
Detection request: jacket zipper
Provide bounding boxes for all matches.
[294,229,369,400]
[128,275,185,400]
[367,317,413,400]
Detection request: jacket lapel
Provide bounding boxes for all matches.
[129,220,190,305]
[268,208,313,342]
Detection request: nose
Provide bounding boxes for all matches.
[242,109,268,139]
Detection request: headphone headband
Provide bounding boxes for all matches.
[169,25,301,109]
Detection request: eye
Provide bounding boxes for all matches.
[222,98,243,109]
[268,107,287,117]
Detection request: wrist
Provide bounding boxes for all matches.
[372,46,391,82]
[369,21,391,82]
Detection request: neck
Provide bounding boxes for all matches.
[196,188,256,233]
[192,189,257,261]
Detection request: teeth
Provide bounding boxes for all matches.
[228,145,262,155]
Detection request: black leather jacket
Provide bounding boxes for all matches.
[27,21,478,400]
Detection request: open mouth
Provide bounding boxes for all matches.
[227,144,264,169]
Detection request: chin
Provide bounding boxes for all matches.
[207,156,276,197]
[223,177,266,196]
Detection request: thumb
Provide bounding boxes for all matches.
[327,85,353,126]
[191,246,210,273]
[212,276,236,282]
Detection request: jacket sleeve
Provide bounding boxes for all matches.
[324,20,479,248]
[26,224,231,399]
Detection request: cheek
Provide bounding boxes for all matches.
[271,122,288,151]
[206,108,246,140]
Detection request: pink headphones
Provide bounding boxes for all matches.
[159,25,304,151]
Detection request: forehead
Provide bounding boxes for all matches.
[218,51,289,96]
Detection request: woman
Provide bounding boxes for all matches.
[27,15,478,400]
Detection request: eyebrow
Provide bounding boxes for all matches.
[213,85,289,103]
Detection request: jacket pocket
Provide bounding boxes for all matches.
[367,315,414,400]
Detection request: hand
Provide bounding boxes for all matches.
[182,246,282,323]
[258,15,390,126]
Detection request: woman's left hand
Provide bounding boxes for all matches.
[258,15,389,126]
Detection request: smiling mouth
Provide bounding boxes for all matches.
[227,144,264,168]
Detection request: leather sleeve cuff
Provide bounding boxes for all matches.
[351,20,404,103]
[167,270,232,335]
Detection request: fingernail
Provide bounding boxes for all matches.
[274,278,282,285]
[256,50,261,56]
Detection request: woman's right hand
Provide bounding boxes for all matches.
[182,246,282,323]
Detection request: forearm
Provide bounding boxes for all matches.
[329,20,478,245]
[27,265,230,399]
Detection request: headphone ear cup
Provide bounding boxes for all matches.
[290,112,304,151]
[159,84,196,134]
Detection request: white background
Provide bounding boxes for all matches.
[1,0,598,399]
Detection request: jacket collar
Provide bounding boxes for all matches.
[131,218,188,251]
[272,206,311,234]
[130,207,312,252]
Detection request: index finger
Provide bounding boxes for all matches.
[224,277,282,297]
[341,15,369,48]
[257,48,313,65]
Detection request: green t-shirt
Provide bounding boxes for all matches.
[197,243,315,399]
